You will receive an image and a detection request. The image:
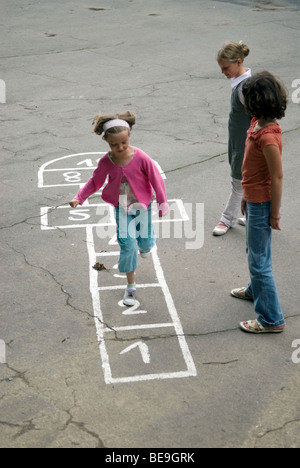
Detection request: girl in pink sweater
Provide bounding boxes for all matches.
[70,111,168,306]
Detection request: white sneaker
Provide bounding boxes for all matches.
[123,288,136,306]
[213,221,230,236]
[140,250,151,259]
[237,217,246,226]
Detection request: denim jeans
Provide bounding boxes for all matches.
[115,204,156,273]
[245,201,285,327]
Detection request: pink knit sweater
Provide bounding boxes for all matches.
[75,148,168,215]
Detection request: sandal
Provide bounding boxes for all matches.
[240,319,285,334]
[231,287,253,301]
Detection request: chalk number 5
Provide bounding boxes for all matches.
[68,209,90,221]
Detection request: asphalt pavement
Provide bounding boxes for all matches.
[1,0,300,448]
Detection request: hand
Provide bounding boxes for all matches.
[69,199,80,208]
[158,202,169,218]
[270,214,281,231]
[159,209,169,218]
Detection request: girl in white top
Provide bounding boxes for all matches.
[213,41,252,236]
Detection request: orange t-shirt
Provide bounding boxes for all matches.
[242,119,282,203]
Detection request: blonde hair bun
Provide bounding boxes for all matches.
[217,41,250,63]
[239,41,250,59]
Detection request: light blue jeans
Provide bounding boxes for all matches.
[245,201,285,327]
[115,204,156,273]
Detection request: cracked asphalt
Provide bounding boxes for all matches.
[1,0,300,448]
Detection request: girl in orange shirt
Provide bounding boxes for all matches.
[231,71,288,333]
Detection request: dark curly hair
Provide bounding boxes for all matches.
[242,71,288,120]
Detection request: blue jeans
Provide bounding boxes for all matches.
[245,201,285,327]
[115,204,156,273]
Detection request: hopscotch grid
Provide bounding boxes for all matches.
[103,323,175,333]
[40,199,189,230]
[96,251,120,257]
[151,245,197,377]
[43,167,98,172]
[86,226,113,384]
[41,219,187,229]
[38,152,165,189]
[87,225,197,383]
[39,153,197,385]
[98,284,160,291]
[107,370,194,385]
[38,152,106,188]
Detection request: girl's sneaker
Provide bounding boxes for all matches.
[123,288,136,306]
[140,250,151,259]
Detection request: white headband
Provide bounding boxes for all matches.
[103,119,130,133]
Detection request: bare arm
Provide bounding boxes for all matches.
[263,144,283,231]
